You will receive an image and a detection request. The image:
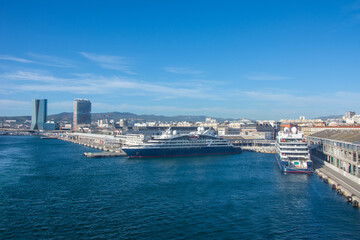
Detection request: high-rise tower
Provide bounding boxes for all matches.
[73,99,91,131]
[30,99,47,130]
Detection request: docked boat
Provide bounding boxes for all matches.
[275,127,313,173]
[121,128,242,158]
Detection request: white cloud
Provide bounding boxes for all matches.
[246,73,293,81]
[244,91,296,101]
[48,101,74,112]
[0,71,219,99]
[27,53,75,68]
[79,52,136,74]
[0,71,67,82]
[0,55,33,63]
[92,102,249,117]
[242,90,360,109]
[0,99,31,110]
[0,53,75,68]
[345,0,360,11]
[165,67,203,74]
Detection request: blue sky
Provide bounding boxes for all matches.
[1,0,360,120]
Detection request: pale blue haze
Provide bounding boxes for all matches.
[1,0,360,119]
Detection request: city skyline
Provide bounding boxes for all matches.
[1,0,360,119]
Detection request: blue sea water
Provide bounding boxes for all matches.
[1,136,360,239]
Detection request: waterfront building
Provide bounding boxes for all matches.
[256,123,276,140]
[279,116,324,125]
[43,121,60,130]
[30,99,47,130]
[346,111,356,119]
[198,121,219,130]
[118,119,128,128]
[205,117,217,123]
[73,99,91,131]
[308,130,360,183]
[353,115,360,124]
[175,121,193,127]
[218,126,241,136]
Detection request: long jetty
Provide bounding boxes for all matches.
[43,133,127,158]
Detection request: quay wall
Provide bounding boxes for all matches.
[323,160,360,185]
[241,146,276,154]
[312,155,360,208]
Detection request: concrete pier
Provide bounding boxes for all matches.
[42,133,128,158]
[232,140,276,153]
[312,155,360,208]
[84,151,127,158]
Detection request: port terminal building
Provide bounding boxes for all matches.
[308,130,360,184]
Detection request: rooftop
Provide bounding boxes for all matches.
[309,130,360,144]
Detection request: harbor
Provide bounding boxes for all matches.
[42,129,360,208]
[2,135,360,239]
[52,129,360,208]
[43,132,277,157]
[3,1,360,238]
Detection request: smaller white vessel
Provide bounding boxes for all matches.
[275,127,312,173]
[121,127,242,158]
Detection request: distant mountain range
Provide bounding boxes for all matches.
[314,115,343,121]
[51,112,216,122]
[0,111,344,123]
[0,112,231,123]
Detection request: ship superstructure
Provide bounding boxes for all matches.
[275,127,313,173]
[122,128,242,158]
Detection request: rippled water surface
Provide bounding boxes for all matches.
[1,136,360,239]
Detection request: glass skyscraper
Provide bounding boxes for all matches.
[30,99,47,130]
[73,99,91,131]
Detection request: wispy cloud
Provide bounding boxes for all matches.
[79,52,136,74]
[344,0,360,11]
[244,91,293,101]
[0,55,33,63]
[0,99,31,112]
[0,71,219,99]
[246,73,293,81]
[165,67,203,75]
[92,102,250,117]
[0,71,67,83]
[333,0,360,29]
[28,53,75,68]
[48,101,74,110]
[0,53,75,68]
[242,90,360,109]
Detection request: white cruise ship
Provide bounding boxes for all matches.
[122,128,242,158]
[275,127,313,173]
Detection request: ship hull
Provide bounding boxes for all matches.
[122,146,242,158]
[275,154,313,174]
